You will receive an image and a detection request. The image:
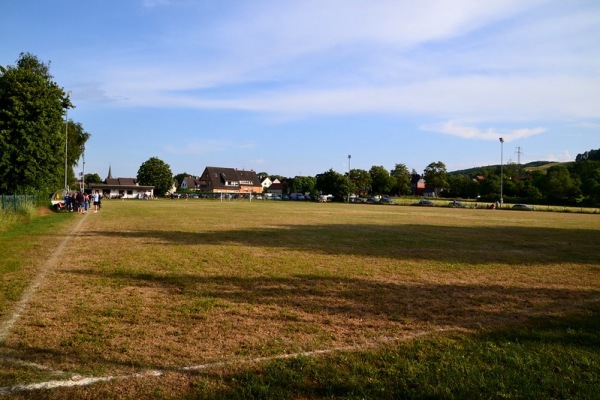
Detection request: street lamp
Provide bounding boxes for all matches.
[499,137,504,207]
[348,154,351,173]
[64,90,72,191]
[81,144,85,192]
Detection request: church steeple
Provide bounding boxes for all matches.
[107,165,113,180]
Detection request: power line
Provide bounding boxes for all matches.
[515,147,523,166]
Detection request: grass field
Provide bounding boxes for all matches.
[1,199,599,398]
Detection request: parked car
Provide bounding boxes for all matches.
[448,200,467,208]
[379,197,395,204]
[512,204,534,210]
[418,199,435,206]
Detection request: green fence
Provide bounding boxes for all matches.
[0,194,41,212]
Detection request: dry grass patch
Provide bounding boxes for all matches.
[1,200,599,395]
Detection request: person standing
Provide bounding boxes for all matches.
[93,190,100,213]
[76,191,85,214]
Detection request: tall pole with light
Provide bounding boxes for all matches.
[347,155,351,203]
[64,90,72,191]
[499,137,504,207]
[81,144,85,192]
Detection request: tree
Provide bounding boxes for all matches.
[0,53,78,194]
[137,157,173,196]
[390,164,411,195]
[423,162,449,197]
[447,175,479,199]
[543,165,579,201]
[288,176,316,195]
[347,168,371,195]
[315,169,354,201]
[575,148,600,162]
[67,121,91,185]
[84,173,102,184]
[369,165,395,195]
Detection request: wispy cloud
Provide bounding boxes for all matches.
[421,121,546,141]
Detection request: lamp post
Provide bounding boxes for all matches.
[64,90,71,191]
[347,155,351,203]
[499,137,504,207]
[81,144,85,192]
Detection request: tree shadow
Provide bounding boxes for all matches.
[82,223,600,266]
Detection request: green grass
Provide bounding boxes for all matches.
[194,305,600,399]
[0,199,599,398]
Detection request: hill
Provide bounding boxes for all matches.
[449,161,571,175]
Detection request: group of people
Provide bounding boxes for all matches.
[64,190,101,213]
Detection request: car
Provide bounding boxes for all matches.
[379,197,395,204]
[448,201,467,208]
[512,204,534,210]
[418,199,434,206]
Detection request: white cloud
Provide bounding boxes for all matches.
[421,121,546,141]
[87,0,600,127]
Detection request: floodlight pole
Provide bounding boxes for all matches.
[499,137,504,207]
[64,90,72,191]
[348,155,351,203]
[81,144,85,192]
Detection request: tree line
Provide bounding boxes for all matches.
[248,155,599,206]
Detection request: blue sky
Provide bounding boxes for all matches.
[2,0,599,179]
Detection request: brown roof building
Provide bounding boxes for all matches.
[198,167,262,194]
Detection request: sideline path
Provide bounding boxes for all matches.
[0,214,88,344]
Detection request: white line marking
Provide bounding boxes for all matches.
[0,215,87,344]
[0,329,453,394]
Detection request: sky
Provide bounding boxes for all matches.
[1,0,599,179]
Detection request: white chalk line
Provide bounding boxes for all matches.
[0,214,87,344]
[0,328,453,395]
[0,213,88,380]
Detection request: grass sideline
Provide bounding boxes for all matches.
[0,199,599,398]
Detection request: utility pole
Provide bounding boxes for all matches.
[515,146,523,174]
[499,138,504,207]
[64,91,72,191]
[515,147,523,165]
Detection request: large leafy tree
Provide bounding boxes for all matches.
[84,173,102,184]
[289,175,316,195]
[543,165,580,201]
[315,169,354,201]
[423,161,449,197]
[0,53,79,194]
[348,168,372,195]
[137,157,173,196]
[390,163,411,195]
[369,165,395,195]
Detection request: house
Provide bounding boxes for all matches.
[265,181,285,195]
[261,177,272,190]
[88,166,154,199]
[198,167,262,194]
[180,176,202,191]
[411,174,426,196]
